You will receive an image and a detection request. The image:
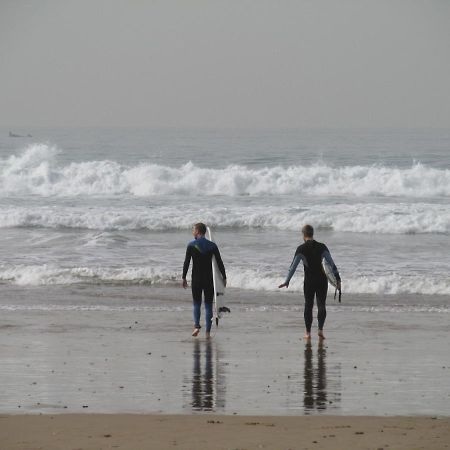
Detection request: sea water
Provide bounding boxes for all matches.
[0,127,449,298]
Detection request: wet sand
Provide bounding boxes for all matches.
[1,285,449,416]
[1,285,449,448]
[1,414,449,450]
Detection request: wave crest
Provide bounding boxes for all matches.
[1,144,449,198]
[1,264,449,295]
[1,203,448,234]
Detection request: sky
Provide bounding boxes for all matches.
[1,0,449,128]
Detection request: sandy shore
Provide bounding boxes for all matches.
[1,286,450,448]
[1,286,450,416]
[1,414,449,450]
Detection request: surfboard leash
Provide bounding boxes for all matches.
[334,287,342,303]
[334,288,342,303]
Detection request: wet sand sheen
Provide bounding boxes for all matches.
[1,286,450,417]
[1,414,449,450]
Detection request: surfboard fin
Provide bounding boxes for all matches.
[219,306,231,313]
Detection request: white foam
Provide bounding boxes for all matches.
[0,203,448,234]
[1,264,449,295]
[0,264,179,286]
[1,144,449,198]
[227,269,450,295]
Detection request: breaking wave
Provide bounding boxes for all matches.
[1,264,449,295]
[0,203,448,234]
[0,264,178,286]
[1,144,449,198]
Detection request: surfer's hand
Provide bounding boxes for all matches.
[278,282,289,288]
[182,279,188,289]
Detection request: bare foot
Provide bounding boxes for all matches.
[192,328,200,337]
[318,330,326,340]
[205,331,211,339]
[303,332,311,340]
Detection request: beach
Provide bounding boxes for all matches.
[0,128,449,448]
[1,285,450,448]
[2,0,450,445]
[1,285,449,415]
[2,414,449,450]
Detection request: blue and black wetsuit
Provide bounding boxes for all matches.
[183,236,226,331]
[284,240,340,332]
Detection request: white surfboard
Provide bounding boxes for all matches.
[322,257,341,302]
[321,257,337,288]
[206,227,226,326]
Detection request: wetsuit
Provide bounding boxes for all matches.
[183,236,226,332]
[284,240,340,332]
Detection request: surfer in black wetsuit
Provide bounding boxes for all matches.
[182,223,226,338]
[279,224,341,341]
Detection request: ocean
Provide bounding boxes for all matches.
[0,127,449,297]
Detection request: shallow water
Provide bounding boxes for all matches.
[1,286,449,416]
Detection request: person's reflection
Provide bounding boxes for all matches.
[303,341,327,412]
[316,341,327,409]
[191,339,225,411]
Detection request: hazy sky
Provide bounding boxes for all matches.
[1,0,449,128]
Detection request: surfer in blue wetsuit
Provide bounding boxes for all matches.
[182,223,226,338]
[279,224,341,341]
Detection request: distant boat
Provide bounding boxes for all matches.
[9,131,32,138]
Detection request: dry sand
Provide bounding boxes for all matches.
[1,414,449,450]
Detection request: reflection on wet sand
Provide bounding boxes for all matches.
[304,341,327,412]
[189,340,226,412]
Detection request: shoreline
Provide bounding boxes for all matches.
[1,286,450,416]
[1,414,449,450]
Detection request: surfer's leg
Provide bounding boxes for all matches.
[193,302,201,326]
[192,301,201,336]
[204,301,213,333]
[204,283,214,333]
[303,282,315,338]
[191,284,202,332]
[316,283,328,337]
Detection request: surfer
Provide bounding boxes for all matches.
[278,224,341,341]
[182,223,227,338]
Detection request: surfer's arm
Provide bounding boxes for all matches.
[282,252,304,286]
[182,245,192,280]
[322,250,341,282]
[213,247,227,282]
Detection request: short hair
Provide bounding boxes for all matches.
[302,224,314,238]
[193,222,207,235]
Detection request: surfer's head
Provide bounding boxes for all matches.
[301,224,314,240]
[192,222,207,238]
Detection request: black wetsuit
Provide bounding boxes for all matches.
[284,239,340,332]
[182,236,226,305]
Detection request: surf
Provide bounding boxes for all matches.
[1,263,449,295]
[1,144,449,198]
[0,203,448,234]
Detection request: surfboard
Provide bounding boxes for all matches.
[206,227,226,326]
[322,257,337,288]
[322,257,341,302]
